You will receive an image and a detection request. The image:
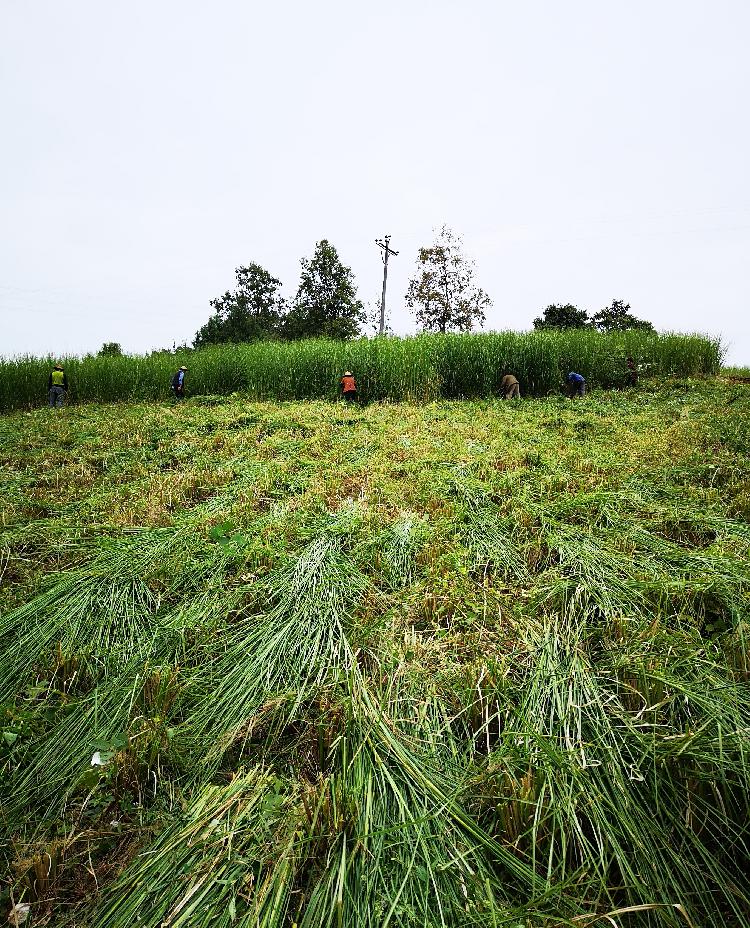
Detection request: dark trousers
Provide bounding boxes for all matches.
[343,390,357,403]
[48,386,65,407]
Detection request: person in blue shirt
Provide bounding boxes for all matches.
[567,371,586,398]
[171,366,188,401]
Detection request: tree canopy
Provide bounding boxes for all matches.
[533,299,654,333]
[533,304,590,330]
[193,263,286,348]
[405,226,491,333]
[282,240,364,341]
[98,342,122,356]
[590,299,655,333]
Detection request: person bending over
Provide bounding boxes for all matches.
[500,373,520,400]
[567,371,586,398]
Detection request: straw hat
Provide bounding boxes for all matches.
[344,371,352,376]
[179,366,188,371]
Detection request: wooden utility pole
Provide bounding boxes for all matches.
[375,235,398,336]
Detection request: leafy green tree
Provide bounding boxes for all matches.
[194,263,286,347]
[533,304,590,330]
[282,240,364,340]
[405,226,491,333]
[590,299,654,332]
[98,342,122,356]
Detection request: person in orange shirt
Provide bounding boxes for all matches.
[340,371,357,403]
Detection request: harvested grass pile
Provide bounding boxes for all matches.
[2,381,750,926]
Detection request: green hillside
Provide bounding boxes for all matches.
[2,377,750,927]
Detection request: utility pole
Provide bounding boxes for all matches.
[375,235,398,336]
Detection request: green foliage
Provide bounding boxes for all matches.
[591,298,655,332]
[282,239,364,340]
[405,225,491,333]
[533,303,590,329]
[193,262,286,347]
[97,342,122,356]
[534,299,655,333]
[0,330,724,411]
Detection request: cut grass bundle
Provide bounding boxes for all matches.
[0,530,236,703]
[370,514,429,590]
[623,524,750,631]
[448,476,531,583]
[181,534,369,770]
[536,528,650,620]
[88,767,297,928]
[1,661,176,836]
[0,565,158,705]
[530,513,749,628]
[470,617,750,926]
[0,575,246,837]
[296,681,548,928]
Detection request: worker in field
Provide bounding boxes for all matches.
[340,370,357,403]
[566,371,586,398]
[626,356,638,387]
[47,363,68,408]
[171,366,188,401]
[500,373,521,400]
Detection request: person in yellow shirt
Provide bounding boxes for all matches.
[47,363,68,408]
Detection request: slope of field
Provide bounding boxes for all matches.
[1,379,750,927]
[0,330,722,411]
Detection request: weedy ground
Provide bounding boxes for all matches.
[1,377,750,927]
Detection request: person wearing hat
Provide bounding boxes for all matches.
[47,363,68,408]
[171,366,188,401]
[340,371,357,403]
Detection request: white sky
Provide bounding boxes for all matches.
[2,0,749,363]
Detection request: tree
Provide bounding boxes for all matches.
[98,342,122,356]
[533,304,590,330]
[590,299,654,333]
[405,226,491,333]
[282,240,364,340]
[193,263,286,348]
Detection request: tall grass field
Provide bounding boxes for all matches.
[0,330,723,411]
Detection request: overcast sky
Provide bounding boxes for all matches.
[2,0,749,363]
